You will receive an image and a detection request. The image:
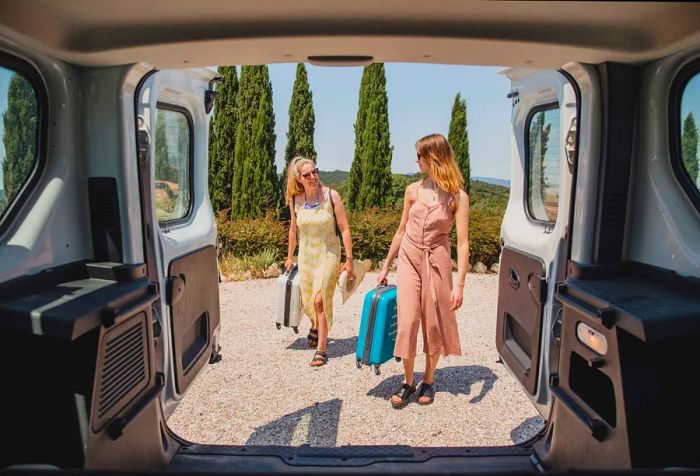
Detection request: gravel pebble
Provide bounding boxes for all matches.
[169,272,544,446]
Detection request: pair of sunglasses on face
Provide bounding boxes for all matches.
[302,168,320,179]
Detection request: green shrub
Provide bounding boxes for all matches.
[216,210,287,258]
[216,203,504,268]
[346,208,402,260]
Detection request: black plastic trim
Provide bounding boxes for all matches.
[669,55,700,214]
[592,63,642,264]
[0,51,49,238]
[524,101,560,227]
[155,101,195,228]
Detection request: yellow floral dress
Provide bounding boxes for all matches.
[295,188,341,329]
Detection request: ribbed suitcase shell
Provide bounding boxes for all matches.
[275,265,302,332]
[356,285,399,374]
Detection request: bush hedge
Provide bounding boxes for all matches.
[216,206,503,267]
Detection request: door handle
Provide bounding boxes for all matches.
[508,266,520,289]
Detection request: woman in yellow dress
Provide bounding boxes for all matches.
[285,157,354,367]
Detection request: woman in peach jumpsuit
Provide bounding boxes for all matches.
[377,133,470,409]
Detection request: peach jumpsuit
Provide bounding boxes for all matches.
[394,188,462,359]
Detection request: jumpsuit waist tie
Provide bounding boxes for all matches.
[404,234,450,316]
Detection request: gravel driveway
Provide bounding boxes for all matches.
[168,272,544,447]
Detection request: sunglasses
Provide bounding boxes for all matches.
[302,168,319,179]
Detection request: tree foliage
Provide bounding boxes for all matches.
[208,66,238,213]
[231,65,278,219]
[2,73,37,212]
[154,116,178,182]
[348,63,393,210]
[448,93,470,194]
[282,64,316,198]
[682,111,699,185]
[529,111,551,192]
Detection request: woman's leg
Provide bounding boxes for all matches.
[390,356,416,404]
[310,292,328,366]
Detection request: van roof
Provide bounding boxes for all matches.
[0,1,698,68]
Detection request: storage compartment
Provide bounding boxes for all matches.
[538,261,700,470]
[0,261,158,467]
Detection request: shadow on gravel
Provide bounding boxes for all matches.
[245,398,343,447]
[286,336,358,359]
[366,365,498,404]
[510,416,545,444]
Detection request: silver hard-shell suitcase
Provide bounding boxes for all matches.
[275,264,303,333]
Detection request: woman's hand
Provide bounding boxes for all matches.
[342,259,354,277]
[450,283,464,310]
[376,266,389,286]
[285,257,294,272]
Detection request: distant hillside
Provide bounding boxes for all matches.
[316,171,509,214]
[473,176,510,188]
[318,170,349,188]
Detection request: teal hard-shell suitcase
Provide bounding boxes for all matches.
[355,285,401,375]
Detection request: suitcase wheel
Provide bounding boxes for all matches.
[395,357,402,362]
[292,326,299,334]
[355,359,362,369]
[275,323,281,330]
[372,364,381,375]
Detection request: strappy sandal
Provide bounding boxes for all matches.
[307,329,318,348]
[310,351,328,367]
[391,381,416,409]
[417,382,435,405]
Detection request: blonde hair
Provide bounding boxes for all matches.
[285,156,318,204]
[416,133,464,211]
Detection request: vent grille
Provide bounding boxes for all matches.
[93,314,150,431]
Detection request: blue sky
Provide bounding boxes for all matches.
[269,63,511,178]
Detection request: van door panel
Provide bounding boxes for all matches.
[135,68,220,417]
[167,245,220,393]
[496,246,546,394]
[496,68,577,415]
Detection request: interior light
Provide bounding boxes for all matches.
[576,322,607,355]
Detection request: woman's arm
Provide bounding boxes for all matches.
[450,190,470,310]
[377,183,416,284]
[330,189,354,276]
[285,197,298,271]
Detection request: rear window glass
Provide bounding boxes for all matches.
[154,106,192,224]
[0,65,39,223]
[527,105,561,223]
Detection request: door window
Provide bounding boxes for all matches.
[526,105,561,223]
[0,63,41,226]
[154,106,192,224]
[679,73,700,195]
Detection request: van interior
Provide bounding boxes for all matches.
[1,1,700,474]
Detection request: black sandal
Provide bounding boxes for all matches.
[391,381,416,409]
[310,351,328,367]
[417,382,435,405]
[307,329,318,348]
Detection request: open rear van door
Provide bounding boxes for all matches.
[496,68,577,416]
[136,68,221,419]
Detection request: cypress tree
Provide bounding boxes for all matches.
[357,63,393,209]
[208,66,238,213]
[347,67,372,209]
[681,111,699,185]
[282,64,316,200]
[231,65,278,219]
[2,73,37,210]
[448,93,470,194]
